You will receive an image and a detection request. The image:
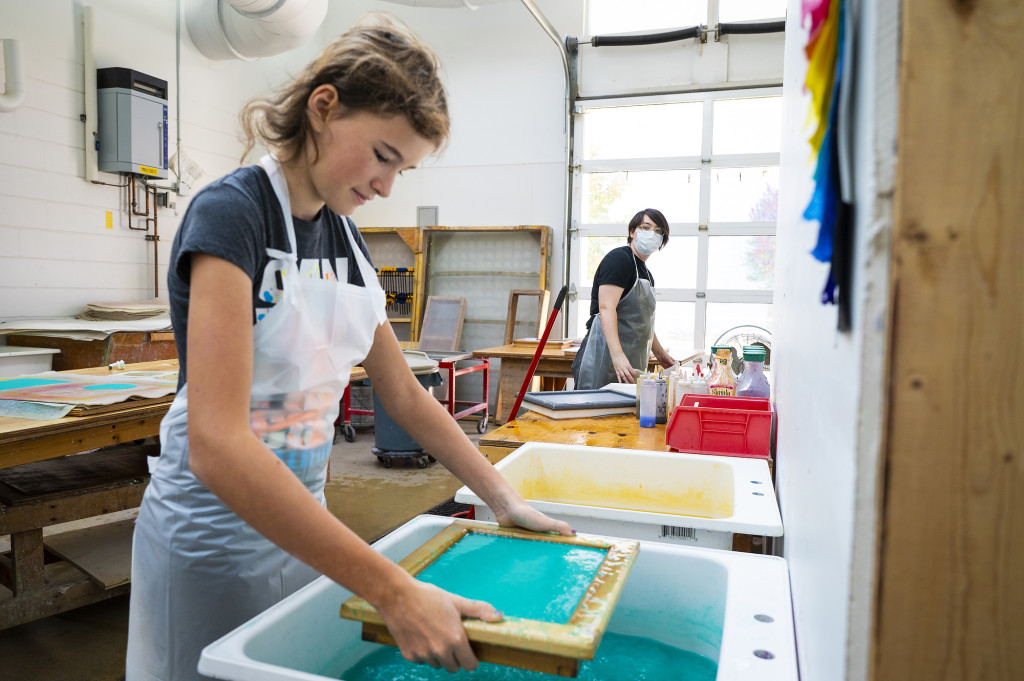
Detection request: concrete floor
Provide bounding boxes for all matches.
[0,420,489,681]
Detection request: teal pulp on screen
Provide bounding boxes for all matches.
[414,533,606,624]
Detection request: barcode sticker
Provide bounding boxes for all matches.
[660,525,697,541]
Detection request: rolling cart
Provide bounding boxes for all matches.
[337,381,373,443]
[424,350,490,434]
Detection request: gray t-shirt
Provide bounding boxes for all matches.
[167,165,373,390]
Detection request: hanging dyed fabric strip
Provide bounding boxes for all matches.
[801,0,854,329]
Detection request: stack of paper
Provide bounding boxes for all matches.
[520,389,636,419]
[76,299,169,321]
[512,337,573,350]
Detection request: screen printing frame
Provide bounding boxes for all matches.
[339,519,639,677]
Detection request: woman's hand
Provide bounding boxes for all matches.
[377,578,502,673]
[610,350,638,384]
[493,497,574,536]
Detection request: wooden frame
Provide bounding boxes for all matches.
[503,289,551,345]
[340,519,638,677]
[417,296,467,352]
[358,225,550,352]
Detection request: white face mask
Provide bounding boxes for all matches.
[633,229,662,256]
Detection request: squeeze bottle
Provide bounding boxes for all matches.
[675,374,692,408]
[639,379,657,428]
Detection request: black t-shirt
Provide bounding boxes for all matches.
[586,245,654,328]
[167,165,374,389]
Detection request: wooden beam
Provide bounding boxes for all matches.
[0,561,130,630]
[878,1,1024,679]
[10,529,44,595]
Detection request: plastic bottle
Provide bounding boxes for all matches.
[655,376,669,424]
[633,371,650,417]
[674,373,692,409]
[689,365,708,395]
[736,346,770,398]
[707,346,737,396]
[639,378,657,428]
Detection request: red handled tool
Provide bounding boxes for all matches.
[508,285,569,421]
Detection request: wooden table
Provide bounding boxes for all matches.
[6,330,178,372]
[0,360,370,629]
[472,344,661,426]
[477,411,669,464]
[0,359,178,628]
[0,359,179,470]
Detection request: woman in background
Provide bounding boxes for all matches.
[573,208,676,389]
[126,15,571,681]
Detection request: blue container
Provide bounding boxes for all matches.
[369,351,443,467]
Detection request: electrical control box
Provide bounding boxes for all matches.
[97,68,168,178]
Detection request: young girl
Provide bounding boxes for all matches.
[126,15,571,680]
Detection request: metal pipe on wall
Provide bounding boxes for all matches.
[517,0,574,335]
[82,8,98,182]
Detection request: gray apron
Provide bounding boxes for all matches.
[126,155,386,681]
[573,254,657,390]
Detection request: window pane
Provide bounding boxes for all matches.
[574,310,591,340]
[654,302,697,356]
[719,0,787,22]
[583,102,703,160]
[709,167,779,222]
[652,235,698,288]
[589,0,706,35]
[580,236,627,282]
[583,170,700,224]
[574,300,698,354]
[707,235,775,290]
[704,303,774,350]
[713,97,783,154]
[579,236,695,289]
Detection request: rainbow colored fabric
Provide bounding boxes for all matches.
[802,0,845,264]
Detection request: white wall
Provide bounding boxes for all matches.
[327,0,580,297]
[0,0,578,319]
[0,0,311,318]
[773,1,896,680]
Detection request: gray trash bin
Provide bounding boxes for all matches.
[370,351,442,468]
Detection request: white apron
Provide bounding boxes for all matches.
[572,253,657,390]
[126,155,386,681]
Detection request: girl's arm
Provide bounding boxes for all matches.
[184,254,497,673]
[361,321,573,535]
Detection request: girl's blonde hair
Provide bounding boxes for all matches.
[240,13,449,163]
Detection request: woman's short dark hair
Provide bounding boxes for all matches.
[627,208,670,248]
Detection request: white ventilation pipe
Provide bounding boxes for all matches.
[185,0,327,61]
[0,39,26,113]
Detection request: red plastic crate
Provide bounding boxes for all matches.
[665,394,773,459]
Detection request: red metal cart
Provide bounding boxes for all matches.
[336,351,490,442]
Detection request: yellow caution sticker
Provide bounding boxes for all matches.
[139,165,158,176]
[105,211,113,229]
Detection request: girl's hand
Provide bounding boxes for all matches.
[494,498,574,536]
[377,578,502,673]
